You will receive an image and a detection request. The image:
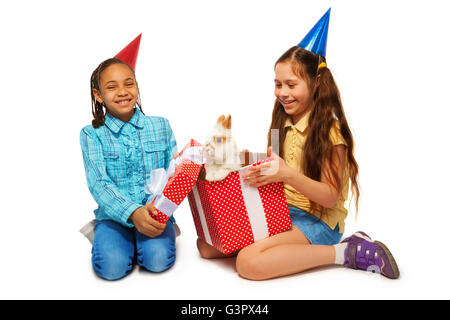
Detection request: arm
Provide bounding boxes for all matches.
[80,127,142,227]
[285,144,346,208]
[164,118,177,169]
[243,145,346,209]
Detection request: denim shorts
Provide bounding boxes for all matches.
[289,206,343,245]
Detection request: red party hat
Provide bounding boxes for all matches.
[114,33,142,70]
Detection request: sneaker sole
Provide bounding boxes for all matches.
[375,240,400,279]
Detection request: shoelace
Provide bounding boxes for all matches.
[345,239,380,269]
[354,241,380,269]
[357,243,378,262]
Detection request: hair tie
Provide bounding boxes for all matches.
[318,62,327,70]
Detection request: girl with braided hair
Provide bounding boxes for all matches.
[80,54,178,280]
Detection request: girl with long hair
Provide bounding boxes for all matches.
[197,45,400,280]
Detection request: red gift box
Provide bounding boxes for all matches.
[147,139,203,223]
[187,159,292,254]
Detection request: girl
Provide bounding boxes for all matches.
[196,46,400,280]
[80,58,178,280]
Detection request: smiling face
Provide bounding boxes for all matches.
[93,63,139,122]
[274,61,312,124]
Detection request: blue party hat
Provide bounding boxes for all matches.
[297,8,331,56]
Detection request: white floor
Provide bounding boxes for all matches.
[1,199,447,300]
[1,0,449,300]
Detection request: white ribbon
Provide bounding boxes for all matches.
[145,146,204,217]
[191,165,270,248]
[191,185,213,246]
[179,146,204,166]
[238,165,270,241]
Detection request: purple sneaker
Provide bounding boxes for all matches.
[342,232,400,279]
[342,231,372,243]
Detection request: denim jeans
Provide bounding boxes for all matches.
[289,206,343,245]
[91,219,176,280]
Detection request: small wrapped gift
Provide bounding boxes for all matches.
[187,157,292,254]
[145,139,203,223]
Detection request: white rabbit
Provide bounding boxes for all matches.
[203,114,241,181]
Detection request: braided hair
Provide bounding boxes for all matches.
[90,58,144,128]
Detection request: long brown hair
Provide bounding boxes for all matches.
[268,46,360,218]
[90,58,144,128]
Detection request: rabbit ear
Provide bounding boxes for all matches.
[223,115,232,129]
[217,114,225,124]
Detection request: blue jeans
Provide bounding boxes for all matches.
[91,220,176,280]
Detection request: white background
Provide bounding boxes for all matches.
[0,0,449,299]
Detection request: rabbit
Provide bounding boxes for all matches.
[203,114,241,181]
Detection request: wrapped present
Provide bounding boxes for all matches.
[187,159,292,254]
[145,139,203,223]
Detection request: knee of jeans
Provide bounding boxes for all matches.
[92,250,133,281]
[138,242,175,273]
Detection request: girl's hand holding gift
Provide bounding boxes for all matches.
[243,147,293,188]
[80,35,179,281]
[130,204,166,238]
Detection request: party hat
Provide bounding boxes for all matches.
[297,8,331,57]
[114,33,142,70]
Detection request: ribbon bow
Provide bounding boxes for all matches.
[144,145,204,217]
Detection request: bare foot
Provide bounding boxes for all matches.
[196,238,238,259]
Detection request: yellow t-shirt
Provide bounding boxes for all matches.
[283,112,349,233]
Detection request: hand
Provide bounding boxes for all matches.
[242,147,293,188]
[129,204,167,238]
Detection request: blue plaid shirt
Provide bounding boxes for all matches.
[80,108,177,227]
